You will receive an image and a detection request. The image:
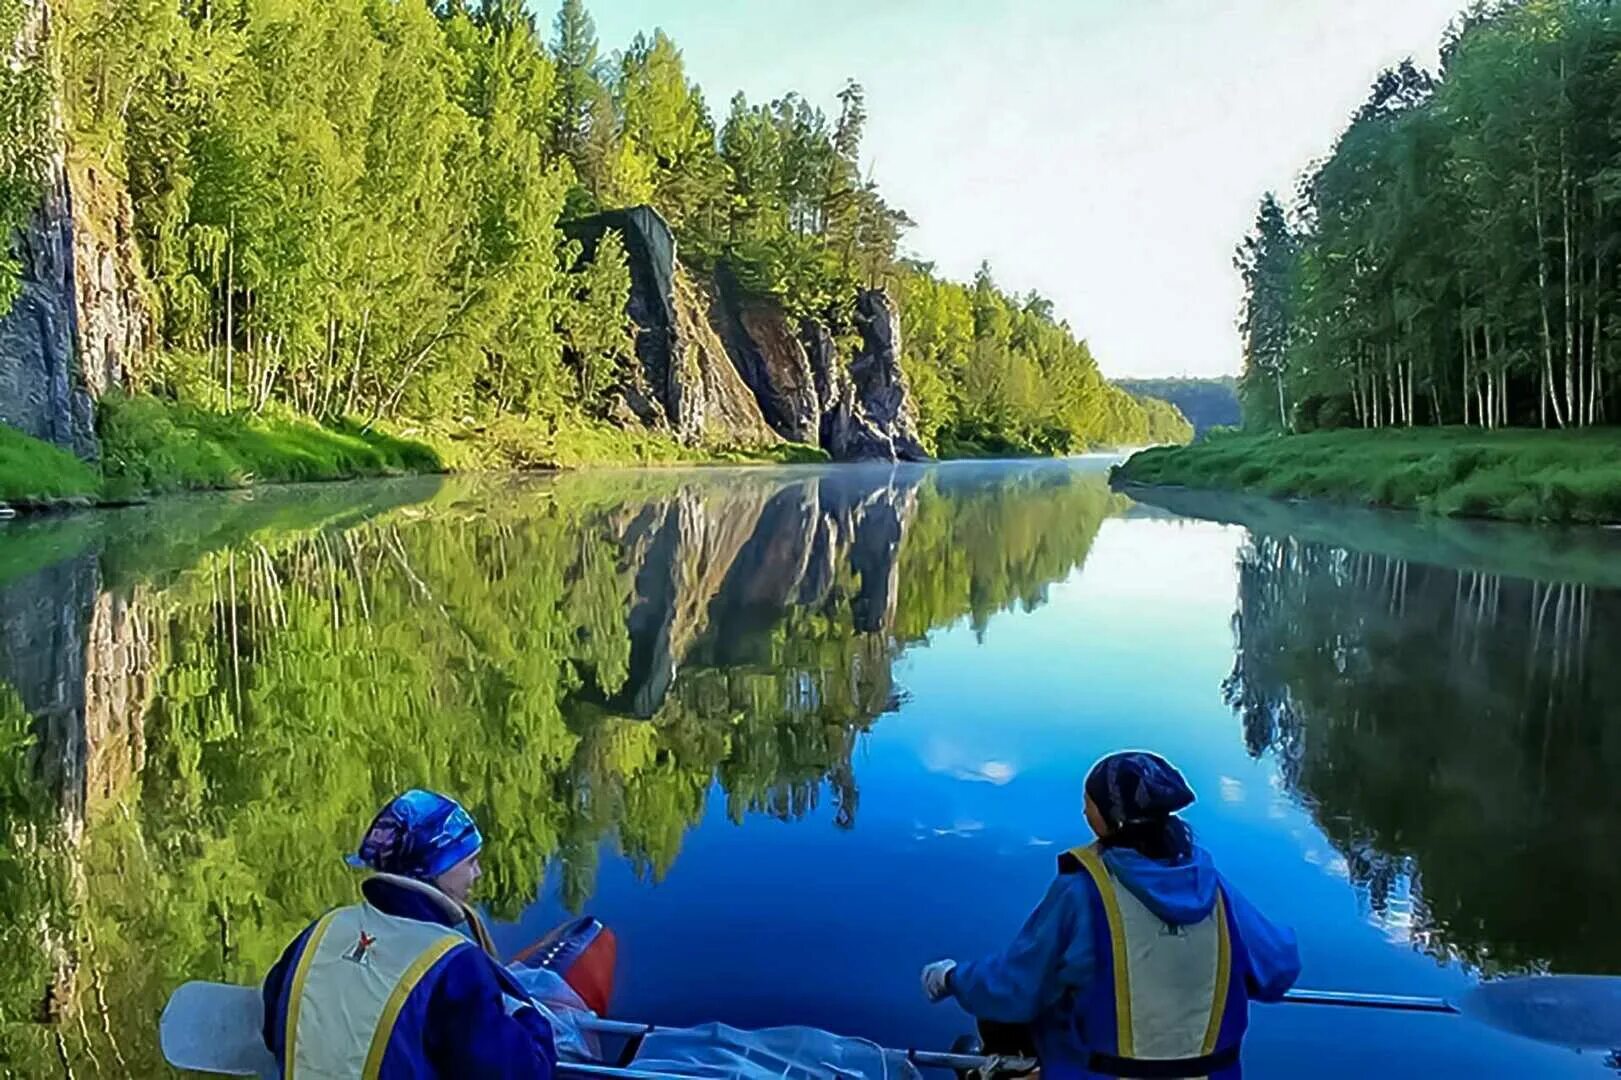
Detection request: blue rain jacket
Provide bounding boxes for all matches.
[950,844,1300,1078]
[262,876,556,1078]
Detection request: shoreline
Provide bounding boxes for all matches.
[1112,428,1621,527]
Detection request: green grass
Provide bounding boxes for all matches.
[97,393,443,500]
[404,412,827,472]
[2,395,826,518]
[1114,427,1621,525]
[0,424,102,506]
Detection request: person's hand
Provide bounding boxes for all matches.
[920,960,956,1003]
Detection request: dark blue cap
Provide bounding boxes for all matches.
[1085,751,1195,828]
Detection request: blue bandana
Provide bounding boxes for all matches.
[346,789,482,881]
[1085,751,1195,828]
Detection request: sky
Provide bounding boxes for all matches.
[578,0,1464,379]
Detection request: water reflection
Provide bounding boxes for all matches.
[0,462,1122,1075]
[1225,529,1621,976]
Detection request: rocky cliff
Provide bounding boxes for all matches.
[0,1,143,460]
[568,205,930,462]
[566,207,780,448]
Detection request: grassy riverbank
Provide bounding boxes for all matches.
[1114,428,1621,525]
[1,395,827,513]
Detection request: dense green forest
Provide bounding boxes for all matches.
[0,465,1125,1073]
[0,0,1184,465]
[1237,0,1621,435]
[1114,377,1240,435]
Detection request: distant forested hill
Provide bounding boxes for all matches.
[1114,378,1240,434]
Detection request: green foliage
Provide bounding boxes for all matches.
[96,393,442,500]
[1241,3,1621,435]
[1116,426,1621,524]
[897,263,1192,454]
[0,424,101,505]
[49,0,1137,467]
[562,229,635,405]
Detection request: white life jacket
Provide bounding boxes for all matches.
[280,881,470,1080]
[1067,843,1235,1072]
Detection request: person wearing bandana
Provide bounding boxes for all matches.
[261,790,557,1078]
[920,751,1301,1079]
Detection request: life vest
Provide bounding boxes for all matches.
[1061,843,1246,1079]
[280,899,470,1079]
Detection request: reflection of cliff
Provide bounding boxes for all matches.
[1227,534,1621,974]
[614,471,921,719]
[0,555,151,1051]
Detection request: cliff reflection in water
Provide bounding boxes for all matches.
[0,462,1123,1075]
[1225,532,1621,975]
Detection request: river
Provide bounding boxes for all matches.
[0,459,1615,1076]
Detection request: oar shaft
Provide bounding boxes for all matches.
[558,1064,691,1080]
[1283,988,1457,1014]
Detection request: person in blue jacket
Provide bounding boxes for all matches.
[920,751,1301,1079]
[262,790,557,1078]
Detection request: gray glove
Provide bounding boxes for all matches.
[921,959,957,1003]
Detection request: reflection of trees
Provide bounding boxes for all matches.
[1227,534,1621,976]
[0,465,1121,1074]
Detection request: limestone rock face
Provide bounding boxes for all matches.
[817,291,929,463]
[566,207,779,448]
[70,162,147,406]
[566,206,930,462]
[711,265,820,445]
[673,267,781,446]
[0,167,91,457]
[0,2,143,459]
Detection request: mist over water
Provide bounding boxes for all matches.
[0,460,1615,1075]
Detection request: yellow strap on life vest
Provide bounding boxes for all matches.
[360,934,464,1078]
[1201,891,1232,1054]
[1069,844,1134,1056]
[1067,843,1235,1061]
[283,911,339,1080]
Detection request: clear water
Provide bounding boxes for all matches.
[0,459,1615,1076]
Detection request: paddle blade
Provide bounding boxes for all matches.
[1461,975,1621,1051]
[159,980,278,1077]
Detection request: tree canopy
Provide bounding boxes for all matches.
[2,0,1188,455]
[1237,0,1621,435]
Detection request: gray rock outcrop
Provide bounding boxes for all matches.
[817,291,929,463]
[712,265,821,445]
[566,206,931,462]
[0,2,142,460]
[566,206,780,448]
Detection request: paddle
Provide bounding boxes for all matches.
[1285,977,1621,1051]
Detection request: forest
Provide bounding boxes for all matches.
[1113,377,1239,435]
[0,0,1185,474]
[1236,0,1621,435]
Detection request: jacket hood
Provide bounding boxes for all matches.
[1101,845,1219,925]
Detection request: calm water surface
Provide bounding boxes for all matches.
[0,460,1617,1076]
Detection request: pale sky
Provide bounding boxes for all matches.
[581,1,1463,378]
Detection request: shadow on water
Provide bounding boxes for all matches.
[0,461,1124,1075]
[1140,484,1621,978]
